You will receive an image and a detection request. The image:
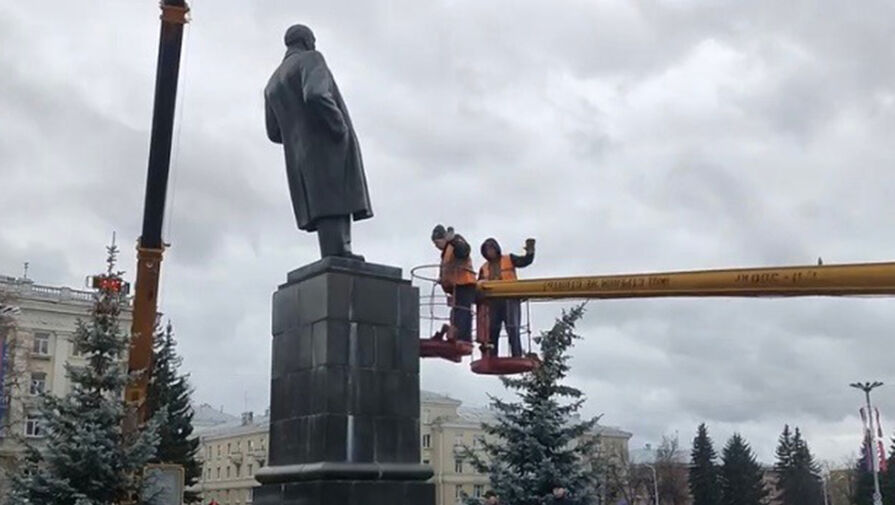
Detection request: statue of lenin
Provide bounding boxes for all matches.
[265,24,372,261]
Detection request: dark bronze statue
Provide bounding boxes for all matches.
[265,24,372,260]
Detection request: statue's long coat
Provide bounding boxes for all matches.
[265,48,372,231]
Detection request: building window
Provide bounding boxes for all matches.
[454,459,463,473]
[248,463,254,476]
[217,445,221,457]
[422,434,431,448]
[226,466,231,478]
[248,439,254,451]
[216,467,221,480]
[422,409,430,423]
[474,485,484,498]
[228,442,232,453]
[32,332,50,356]
[25,415,43,438]
[30,372,47,396]
[455,485,463,499]
[454,432,463,445]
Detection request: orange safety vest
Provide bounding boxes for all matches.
[479,255,517,281]
[440,243,476,290]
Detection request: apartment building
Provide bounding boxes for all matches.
[0,274,131,494]
[193,411,270,505]
[421,391,633,505]
[193,390,632,505]
[421,391,490,504]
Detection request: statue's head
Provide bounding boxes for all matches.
[284,24,316,50]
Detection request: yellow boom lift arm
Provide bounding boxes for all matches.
[477,260,895,300]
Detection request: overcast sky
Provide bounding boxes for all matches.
[3,0,895,465]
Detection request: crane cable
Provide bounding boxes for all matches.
[158,0,194,309]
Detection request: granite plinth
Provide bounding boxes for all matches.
[257,258,434,505]
[253,480,434,505]
[285,256,402,284]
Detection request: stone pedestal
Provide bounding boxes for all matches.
[254,257,434,505]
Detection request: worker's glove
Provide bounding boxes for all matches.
[525,238,536,253]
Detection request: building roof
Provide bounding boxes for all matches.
[194,412,270,439]
[593,425,633,439]
[629,445,688,464]
[191,393,633,441]
[421,390,462,406]
[0,275,99,305]
[457,406,496,424]
[192,403,240,428]
[446,405,632,441]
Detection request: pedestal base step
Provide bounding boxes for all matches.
[254,479,435,505]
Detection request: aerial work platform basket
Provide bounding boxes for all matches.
[412,265,539,375]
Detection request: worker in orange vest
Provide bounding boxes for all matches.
[431,225,476,342]
[479,237,535,357]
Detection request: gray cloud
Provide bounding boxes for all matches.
[2,0,895,464]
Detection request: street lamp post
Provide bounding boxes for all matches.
[644,463,660,505]
[851,381,884,505]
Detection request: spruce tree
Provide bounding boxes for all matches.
[465,305,600,505]
[720,433,768,505]
[774,425,795,503]
[774,426,794,478]
[883,437,895,504]
[146,321,201,503]
[775,427,823,505]
[689,423,721,505]
[790,428,823,505]
[5,244,160,505]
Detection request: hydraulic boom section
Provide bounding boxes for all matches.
[126,0,190,425]
[477,261,895,300]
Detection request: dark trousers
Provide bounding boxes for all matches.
[450,284,475,342]
[489,299,522,357]
[316,216,351,257]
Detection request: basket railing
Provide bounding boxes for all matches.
[411,264,533,356]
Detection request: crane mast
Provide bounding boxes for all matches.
[126,0,189,425]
